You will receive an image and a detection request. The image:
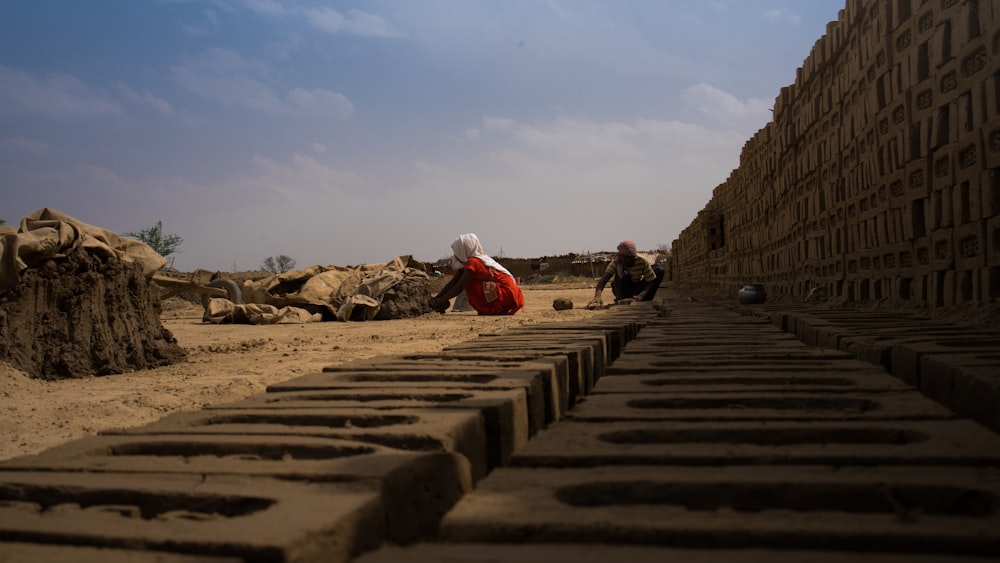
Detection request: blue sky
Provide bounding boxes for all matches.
[0,0,845,271]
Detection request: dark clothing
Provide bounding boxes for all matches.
[612,265,665,301]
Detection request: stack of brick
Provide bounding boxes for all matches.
[672,0,1000,311]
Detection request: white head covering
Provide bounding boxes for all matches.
[451,233,513,277]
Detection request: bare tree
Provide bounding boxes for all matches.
[262,255,297,273]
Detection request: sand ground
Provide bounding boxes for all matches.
[0,283,605,461]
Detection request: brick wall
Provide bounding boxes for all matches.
[670,0,1000,308]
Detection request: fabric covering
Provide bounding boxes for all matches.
[237,254,432,323]
[0,208,167,295]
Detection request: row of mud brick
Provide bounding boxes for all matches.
[3,297,1000,561]
[670,0,1000,308]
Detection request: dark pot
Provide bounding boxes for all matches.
[738,284,767,305]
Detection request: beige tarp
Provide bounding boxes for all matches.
[0,208,430,325]
[202,300,322,324]
[209,255,431,324]
[0,208,166,294]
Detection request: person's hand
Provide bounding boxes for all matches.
[587,296,603,309]
[428,297,449,312]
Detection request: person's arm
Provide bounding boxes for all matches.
[589,271,613,306]
[634,279,656,301]
[633,260,657,300]
[429,269,474,309]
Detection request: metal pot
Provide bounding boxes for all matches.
[738,283,767,305]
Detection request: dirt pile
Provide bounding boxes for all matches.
[0,247,186,380]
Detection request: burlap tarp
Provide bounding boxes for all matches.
[0,208,166,295]
[0,208,431,325]
[218,255,430,324]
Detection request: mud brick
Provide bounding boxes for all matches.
[897,241,918,275]
[984,3,1000,47]
[507,419,1000,468]
[930,227,956,270]
[0,436,471,544]
[986,68,1000,118]
[215,387,529,470]
[926,21,953,74]
[565,390,955,423]
[886,207,904,243]
[931,184,956,230]
[332,353,572,426]
[268,371,548,439]
[0,543,242,562]
[954,176,984,224]
[912,82,935,119]
[870,70,892,112]
[102,407,491,483]
[934,269,959,307]
[907,105,933,159]
[356,543,992,563]
[891,22,915,78]
[981,264,1000,299]
[443,337,607,396]
[913,4,938,43]
[903,159,931,202]
[984,116,1000,169]
[932,143,956,191]
[913,236,934,274]
[895,51,916,92]
[596,367,910,395]
[0,471,387,562]
[955,220,987,270]
[955,86,987,142]
[930,98,957,150]
[936,59,962,107]
[879,242,906,275]
[993,29,1000,72]
[959,42,991,82]
[940,1,985,51]
[984,168,1000,218]
[437,466,1000,554]
[920,351,1000,434]
[902,197,929,240]
[987,215,1000,266]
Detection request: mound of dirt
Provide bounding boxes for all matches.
[0,247,186,380]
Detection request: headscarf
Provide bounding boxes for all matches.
[451,233,513,277]
[615,240,638,278]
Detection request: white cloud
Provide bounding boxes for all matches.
[238,0,288,16]
[285,88,354,119]
[0,65,122,120]
[118,84,174,114]
[171,48,354,118]
[303,7,401,38]
[680,83,772,135]
[764,8,803,26]
[241,153,368,201]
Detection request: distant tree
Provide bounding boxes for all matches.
[262,255,296,273]
[123,221,183,260]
